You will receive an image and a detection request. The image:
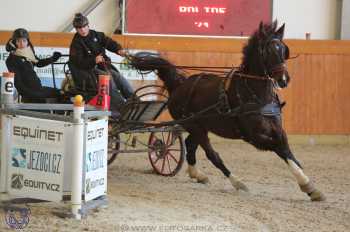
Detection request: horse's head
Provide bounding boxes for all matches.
[243,21,290,89]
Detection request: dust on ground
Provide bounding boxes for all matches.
[0,142,349,232]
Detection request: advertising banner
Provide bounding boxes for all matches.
[84,119,108,201]
[8,116,67,202]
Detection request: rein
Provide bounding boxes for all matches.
[112,60,236,75]
[233,72,272,80]
[223,68,277,94]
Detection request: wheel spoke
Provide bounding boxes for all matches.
[149,135,158,150]
[166,132,172,146]
[161,132,165,143]
[160,156,166,173]
[167,148,181,152]
[166,156,172,173]
[152,153,162,164]
[167,152,178,163]
[152,134,161,142]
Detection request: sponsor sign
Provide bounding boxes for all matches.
[84,119,108,201]
[0,46,157,86]
[1,76,14,95]
[7,116,66,202]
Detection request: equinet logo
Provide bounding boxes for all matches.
[13,126,63,142]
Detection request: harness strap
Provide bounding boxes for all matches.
[217,81,232,115]
[225,102,282,118]
[244,79,262,104]
[224,69,235,91]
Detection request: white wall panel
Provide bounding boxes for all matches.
[0,0,119,34]
[273,0,339,39]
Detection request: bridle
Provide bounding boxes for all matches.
[224,37,289,105]
[225,37,289,85]
[259,37,289,79]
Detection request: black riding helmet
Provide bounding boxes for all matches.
[73,13,89,28]
[12,28,30,40]
[6,28,31,52]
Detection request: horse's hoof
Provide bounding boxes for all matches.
[300,182,326,201]
[310,190,326,201]
[187,166,199,179]
[187,170,197,179]
[229,175,249,192]
[197,175,209,184]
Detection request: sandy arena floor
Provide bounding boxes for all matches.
[0,140,349,232]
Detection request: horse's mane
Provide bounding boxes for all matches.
[242,21,278,70]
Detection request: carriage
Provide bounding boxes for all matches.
[49,56,186,177]
[105,85,185,176]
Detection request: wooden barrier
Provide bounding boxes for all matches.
[1,31,350,134]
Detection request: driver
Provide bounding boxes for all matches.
[69,13,134,111]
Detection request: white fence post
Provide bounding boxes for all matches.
[0,72,14,200]
[71,95,85,219]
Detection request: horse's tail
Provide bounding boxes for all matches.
[128,52,184,93]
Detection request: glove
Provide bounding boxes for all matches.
[52,51,62,62]
[6,39,16,52]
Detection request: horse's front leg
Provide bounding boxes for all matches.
[275,148,326,201]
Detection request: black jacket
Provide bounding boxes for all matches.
[6,51,59,101]
[69,30,122,70]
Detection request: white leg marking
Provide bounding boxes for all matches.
[287,160,310,185]
[188,165,198,179]
[188,165,209,183]
[229,174,239,185]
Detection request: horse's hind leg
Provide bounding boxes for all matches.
[197,132,248,191]
[275,147,326,201]
[201,142,249,192]
[185,134,209,183]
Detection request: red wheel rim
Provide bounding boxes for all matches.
[148,131,184,176]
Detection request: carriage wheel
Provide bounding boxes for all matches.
[108,133,120,165]
[148,131,185,176]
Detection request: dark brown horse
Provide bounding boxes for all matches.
[129,21,325,201]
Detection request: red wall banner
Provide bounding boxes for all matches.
[125,0,272,36]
